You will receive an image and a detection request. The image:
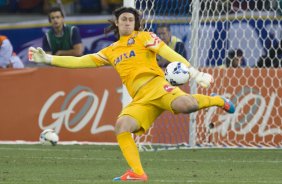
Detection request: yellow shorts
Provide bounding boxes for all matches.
[119,76,188,135]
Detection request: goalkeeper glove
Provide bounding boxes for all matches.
[28,47,52,64]
[188,67,214,88]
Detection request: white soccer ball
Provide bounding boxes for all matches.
[39,129,59,146]
[165,62,190,86]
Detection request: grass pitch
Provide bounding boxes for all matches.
[0,144,281,184]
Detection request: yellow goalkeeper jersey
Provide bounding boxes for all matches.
[89,31,165,97]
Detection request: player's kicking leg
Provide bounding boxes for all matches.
[171,92,236,114]
[188,93,235,113]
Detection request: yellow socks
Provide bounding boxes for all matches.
[192,94,224,110]
[117,132,145,175]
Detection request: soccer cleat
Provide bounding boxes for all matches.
[113,170,148,182]
[211,93,235,113]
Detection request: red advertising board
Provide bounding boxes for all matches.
[0,68,281,147]
[196,68,282,147]
[0,67,122,142]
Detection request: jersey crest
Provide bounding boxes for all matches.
[127,38,135,46]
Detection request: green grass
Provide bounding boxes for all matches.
[0,145,281,184]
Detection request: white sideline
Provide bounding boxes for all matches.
[0,141,117,145]
[0,150,281,164]
[0,141,280,150]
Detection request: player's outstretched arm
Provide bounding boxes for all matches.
[28,47,97,68]
[158,45,214,88]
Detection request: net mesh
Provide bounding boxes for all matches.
[134,0,282,150]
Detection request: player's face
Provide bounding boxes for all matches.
[231,56,242,67]
[157,27,171,44]
[116,13,135,36]
[49,11,64,29]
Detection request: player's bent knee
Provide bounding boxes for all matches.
[115,116,140,135]
[115,121,128,135]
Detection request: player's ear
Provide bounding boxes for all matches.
[48,16,51,23]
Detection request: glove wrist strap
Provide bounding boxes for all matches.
[45,54,52,64]
[188,67,199,78]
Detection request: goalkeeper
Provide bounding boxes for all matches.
[29,6,235,182]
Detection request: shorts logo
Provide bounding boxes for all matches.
[164,84,175,92]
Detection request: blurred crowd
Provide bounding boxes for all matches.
[0,0,281,16]
[200,0,281,16]
[0,0,123,15]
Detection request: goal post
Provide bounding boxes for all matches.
[124,0,282,149]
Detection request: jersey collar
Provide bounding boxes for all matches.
[119,31,138,42]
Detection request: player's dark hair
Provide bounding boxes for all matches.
[104,7,142,38]
[48,6,64,22]
[225,49,244,67]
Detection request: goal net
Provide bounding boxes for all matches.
[132,0,282,150]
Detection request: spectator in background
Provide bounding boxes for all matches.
[223,49,246,68]
[10,52,25,68]
[42,6,83,56]
[0,35,11,68]
[156,24,187,68]
[0,35,24,68]
[256,40,282,68]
